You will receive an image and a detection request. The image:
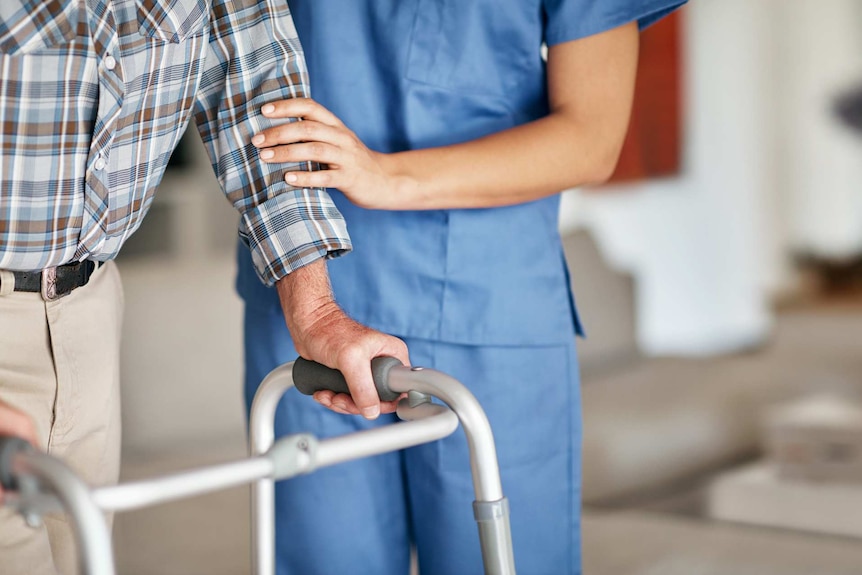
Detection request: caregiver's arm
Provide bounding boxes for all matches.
[251,21,638,210]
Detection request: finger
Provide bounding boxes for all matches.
[329,396,360,415]
[316,391,399,415]
[283,169,338,189]
[258,142,342,166]
[339,334,408,418]
[314,391,357,414]
[329,393,361,415]
[0,410,39,448]
[337,347,381,420]
[261,98,345,128]
[313,390,334,407]
[252,120,353,150]
[378,399,400,414]
[381,337,411,370]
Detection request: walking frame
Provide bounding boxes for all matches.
[0,357,517,574]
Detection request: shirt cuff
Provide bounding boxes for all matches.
[238,186,352,287]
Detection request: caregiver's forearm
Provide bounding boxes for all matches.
[378,22,639,210]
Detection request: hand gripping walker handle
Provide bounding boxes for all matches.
[0,436,34,491]
[292,356,403,402]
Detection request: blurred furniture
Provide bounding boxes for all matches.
[765,394,862,483]
[706,394,862,538]
[562,230,862,504]
[577,308,862,504]
[582,507,862,575]
[708,462,862,539]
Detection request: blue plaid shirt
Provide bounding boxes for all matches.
[0,0,351,285]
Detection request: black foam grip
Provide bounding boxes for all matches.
[0,436,33,491]
[293,356,403,402]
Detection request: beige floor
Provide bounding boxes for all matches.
[582,510,862,575]
[113,482,862,575]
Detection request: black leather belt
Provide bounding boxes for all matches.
[6,260,100,301]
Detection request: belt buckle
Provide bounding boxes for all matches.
[40,267,59,301]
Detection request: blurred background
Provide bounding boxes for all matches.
[110,1,862,573]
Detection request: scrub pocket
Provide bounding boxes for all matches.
[404,0,534,98]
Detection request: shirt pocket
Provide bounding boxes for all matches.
[0,0,80,55]
[404,0,535,99]
[136,0,209,44]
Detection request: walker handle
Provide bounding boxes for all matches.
[0,436,33,491]
[292,356,403,402]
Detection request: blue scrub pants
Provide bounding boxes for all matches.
[243,303,583,575]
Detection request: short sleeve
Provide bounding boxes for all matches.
[543,0,687,47]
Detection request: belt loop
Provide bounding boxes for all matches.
[0,270,15,296]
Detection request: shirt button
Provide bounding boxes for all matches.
[104,55,117,71]
[94,156,107,171]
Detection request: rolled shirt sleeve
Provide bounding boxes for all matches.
[543,0,688,46]
[193,0,350,286]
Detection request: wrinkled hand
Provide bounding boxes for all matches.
[289,302,409,418]
[276,261,409,419]
[253,98,402,210]
[0,399,38,504]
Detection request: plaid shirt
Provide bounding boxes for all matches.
[0,0,350,286]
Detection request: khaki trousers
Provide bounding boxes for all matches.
[0,261,123,575]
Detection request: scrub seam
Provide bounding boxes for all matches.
[567,344,578,574]
[435,211,450,340]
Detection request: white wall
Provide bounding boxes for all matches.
[561,1,776,355]
[775,0,862,259]
[118,132,246,456]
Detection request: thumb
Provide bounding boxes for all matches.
[337,350,381,420]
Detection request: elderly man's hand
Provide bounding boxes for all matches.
[0,399,38,504]
[275,260,409,419]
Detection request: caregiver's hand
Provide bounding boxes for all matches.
[253,98,404,210]
[276,260,409,419]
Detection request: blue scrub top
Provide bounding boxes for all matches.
[237,0,686,345]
